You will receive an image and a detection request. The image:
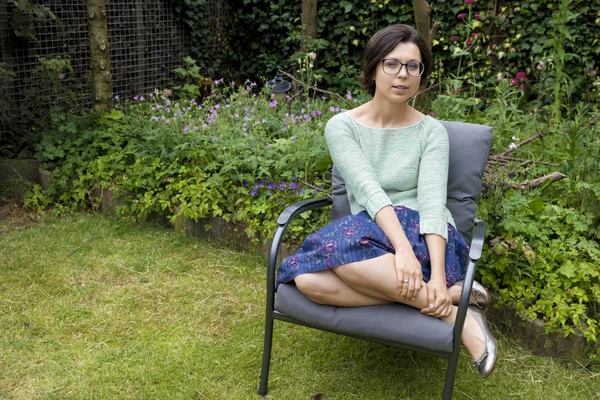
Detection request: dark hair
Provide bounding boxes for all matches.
[359,24,432,97]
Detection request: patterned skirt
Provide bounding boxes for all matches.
[276,205,469,289]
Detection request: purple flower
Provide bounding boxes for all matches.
[269,101,277,108]
[234,113,239,118]
[329,106,335,112]
[311,111,317,117]
[133,95,139,101]
[212,135,217,141]
[346,90,353,100]
[290,136,296,142]
[250,189,257,196]
[114,95,120,100]
[231,81,236,86]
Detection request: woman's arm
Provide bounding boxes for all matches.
[417,122,450,239]
[375,206,423,300]
[421,234,452,317]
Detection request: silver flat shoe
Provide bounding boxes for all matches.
[468,305,497,378]
[455,280,490,310]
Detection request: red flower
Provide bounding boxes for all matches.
[466,38,473,45]
[474,14,481,19]
[465,0,475,4]
[450,35,459,41]
[457,13,467,19]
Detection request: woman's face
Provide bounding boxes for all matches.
[372,41,423,103]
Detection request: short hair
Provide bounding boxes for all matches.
[359,24,432,97]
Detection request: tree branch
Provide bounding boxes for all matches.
[278,70,355,109]
[510,171,566,190]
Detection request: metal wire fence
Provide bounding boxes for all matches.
[0,0,192,115]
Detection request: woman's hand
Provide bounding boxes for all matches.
[394,250,423,300]
[421,279,452,318]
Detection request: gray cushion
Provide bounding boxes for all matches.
[275,283,455,353]
[331,121,493,243]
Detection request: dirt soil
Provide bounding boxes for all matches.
[0,201,42,235]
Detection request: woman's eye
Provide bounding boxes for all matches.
[407,62,419,71]
[386,61,399,68]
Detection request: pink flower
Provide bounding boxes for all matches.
[58,73,65,80]
[466,38,473,45]
[451,89,457,95]
[450,35,459,41]
[458,13,467,19]
[519,84,526,91]
[464,0,474,4]
[471,33,481,38]
[510,79,518,86]
[165,119,171,124]
[516,71,527,80]
[474,14,481,19]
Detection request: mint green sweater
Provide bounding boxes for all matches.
[324,113,455,240]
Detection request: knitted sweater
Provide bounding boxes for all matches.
[324,112,455,240]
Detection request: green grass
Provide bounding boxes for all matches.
[1,214,599,399]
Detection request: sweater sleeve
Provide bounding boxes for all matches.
[325,115,392,218]
[417,121,450,240]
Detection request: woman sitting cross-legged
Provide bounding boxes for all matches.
[276,24,497,378]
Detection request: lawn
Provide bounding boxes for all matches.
[1,212,599,399]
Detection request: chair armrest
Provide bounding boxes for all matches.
[265,197,333,310]
[277,197,333,225]
[452,219,490,352]
[468,219,489,261]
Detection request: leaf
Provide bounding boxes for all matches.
[558,262,577,279]
[527,197,545,214]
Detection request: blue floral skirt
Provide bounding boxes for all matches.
[276,206,469,289]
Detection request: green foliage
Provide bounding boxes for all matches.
[480,190,600,342]
[26,74,337,243]
[9,0,58,41]
[5,56,87,158]
[0,62,16,156]
[172,0,598,104]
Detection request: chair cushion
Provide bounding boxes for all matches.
[275,283,455,353]
[331,121,492,243]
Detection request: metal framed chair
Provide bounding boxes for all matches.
[258,121,493,399]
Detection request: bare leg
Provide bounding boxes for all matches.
[324,254,486,360]
[294,269,392,307]
[448,284,462,304]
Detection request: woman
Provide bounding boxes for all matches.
[276,24,497,377]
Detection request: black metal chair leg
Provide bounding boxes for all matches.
[442,353,460,399]
[258,314,274,395]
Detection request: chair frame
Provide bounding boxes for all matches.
[258,197,489,399]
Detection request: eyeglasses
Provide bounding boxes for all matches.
[381,59,425,77]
